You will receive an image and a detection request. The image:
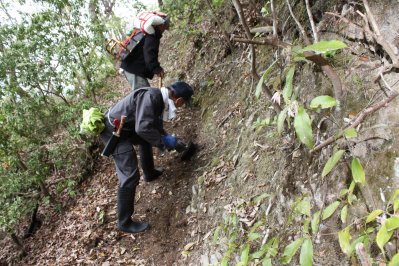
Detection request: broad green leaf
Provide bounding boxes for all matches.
[256,59,278,98]
[394,198,399,212]
[351,158,365,186]
[344,128,357,138]
[239,244,250,266]
[338,226,352,256]
[366,209,383,223]
[376,224,394,253]
[311,211,321,235]
[262,258,272,266]
[309,95,337,109]
[282,66,295,103]
[281,238,304,264]
[321,150,345,177]
[322,201,340,220]
[301,40,347,54]
[277,108,288,135]
[295,198,311,217]
[294,106,313,148]
[385,216,399,232]
[341,205,348,224]
[299,238,313,266]
[248,232,263,241]
[389,253,399,266]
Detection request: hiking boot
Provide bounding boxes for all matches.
[143,167,163,182]
[117,186,149,233]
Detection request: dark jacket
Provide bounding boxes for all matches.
[106,88,166,146]
[120,29,163,79]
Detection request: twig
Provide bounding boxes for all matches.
[233,37,289,48]
[305,0,318,42]
[270,0,278,37]
[232,0,281,111]
[286,0,311,45]
[311,92,399,153]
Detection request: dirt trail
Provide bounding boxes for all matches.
[1,77,203,266]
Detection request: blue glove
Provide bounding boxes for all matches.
[161,135,177,149]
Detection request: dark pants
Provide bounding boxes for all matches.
[100,121,155,188]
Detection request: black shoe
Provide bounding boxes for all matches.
[143,168,163,182]
[117,187,150,233]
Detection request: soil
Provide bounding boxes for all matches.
[0,77,205,266]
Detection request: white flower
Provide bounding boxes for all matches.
[272,91,281,105]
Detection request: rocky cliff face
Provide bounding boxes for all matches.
[161,0,399,264]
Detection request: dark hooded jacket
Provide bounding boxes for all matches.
[120,28,163,79]
[105,88,166,147]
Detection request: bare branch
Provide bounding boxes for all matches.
[285,0,311,45]
[305,0,318,42]
[231,0,281,111]
[270,0,278,37]
[311,92,399,153]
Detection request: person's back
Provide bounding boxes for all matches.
[120,13,169,91]
[120,30,163,80]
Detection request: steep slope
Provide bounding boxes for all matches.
[2,0,399,265]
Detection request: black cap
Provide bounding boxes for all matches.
[171,81,193,102]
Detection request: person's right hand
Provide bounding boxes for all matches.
[161,135,177,149]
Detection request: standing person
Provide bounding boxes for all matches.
[120,14,169,91]
[100,81,193,233]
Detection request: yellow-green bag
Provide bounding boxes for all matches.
[79,108,105,136]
